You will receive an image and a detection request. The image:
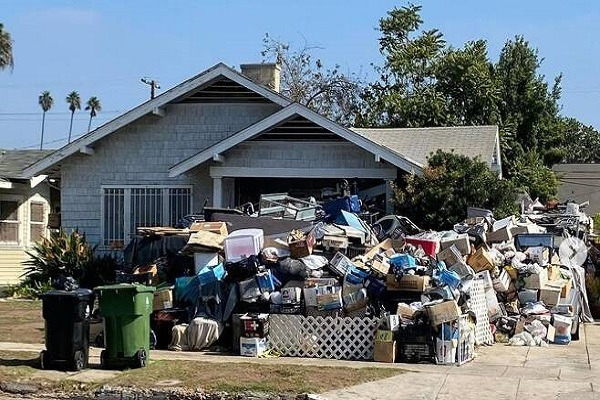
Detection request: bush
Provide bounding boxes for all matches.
[79,254,121,289]
[5,278,52,299]
[22,229,95,286]
[395,150,519,230]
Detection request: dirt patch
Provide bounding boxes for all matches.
[0,300,44,344]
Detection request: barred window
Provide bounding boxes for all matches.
[102,186,191,249]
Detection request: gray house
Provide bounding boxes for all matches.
[24,63,501,252]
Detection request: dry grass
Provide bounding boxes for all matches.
[110,360,402,394]
[0,300,44,344]
[0,350,403,395]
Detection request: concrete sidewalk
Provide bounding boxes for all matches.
[2,323,600,399]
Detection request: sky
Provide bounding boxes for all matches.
[0,0,599,150]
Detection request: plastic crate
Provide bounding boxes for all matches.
[398,342,436,363]
[224,229,264,263]
[397,322,433,344]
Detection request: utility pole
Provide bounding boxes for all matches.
[141,77,160,100]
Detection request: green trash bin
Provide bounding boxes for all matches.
[96,283,155,369]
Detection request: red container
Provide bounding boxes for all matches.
[404,236,440,257]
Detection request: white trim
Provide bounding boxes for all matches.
[0,181,13,189]
[209,167,397,179]
[101,184,192,189]
[30,175,47,188]
[212,153,225,163]
[212,177,223,207]
[169,103,423,177]
[0,194,23,246]
[23,63,292,178]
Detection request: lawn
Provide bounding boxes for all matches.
[0,350,403,396]
[0,300,44,344]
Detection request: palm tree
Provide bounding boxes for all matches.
[38,91,53,150]
[85,97,101,132]
[66,91,81,143]
[0,23,14,72]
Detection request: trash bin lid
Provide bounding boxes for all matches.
[42,288,93,298]
[95,283,155,293]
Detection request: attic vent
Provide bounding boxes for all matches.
[252,115,342,141]
[177,77,272,103]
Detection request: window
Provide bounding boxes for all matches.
[29,201,46,243]
[0,200,20,244]
[102,186,191,249]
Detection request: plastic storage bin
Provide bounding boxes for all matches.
[404,236,440,257]
[96,284,155,369]
[40,289,94,371]
[224,229,264,262]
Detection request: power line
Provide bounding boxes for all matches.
[0,110,123,116]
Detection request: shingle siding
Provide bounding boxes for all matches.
[61,102,280,247]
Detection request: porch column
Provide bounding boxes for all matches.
[212,177,223,208]
[385,180,393,214]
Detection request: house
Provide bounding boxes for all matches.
[553,164,600,215]
[23,62,502,253]
[0,149,56,284]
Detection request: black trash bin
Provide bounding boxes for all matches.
[40,288,94,371]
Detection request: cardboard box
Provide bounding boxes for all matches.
[153,288,173,311]
[527,246,549,266]
[426,300,461,326]
[561,278,572,298]
[487,225,513,243]
[397,303,416,320]
[522,268,548,289]
[386,274,431,292]
[364,238,395,259]
[370,258,390,277]
[440,234,471,255]
[322,234,348,250]
[437,245,463,267]
[288,237,314,258]
[373,340,396,363]
[467,247,495,272]
[190,221,228,236]
[240,337,267,357]
[303,278,339,307]
[374,329,394,342]
[539,284,562,307]
[492,269,511,293]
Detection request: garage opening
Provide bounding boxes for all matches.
[234,177,387,211]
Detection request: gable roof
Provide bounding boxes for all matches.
[0,149,54,180]
[352,125,500,168]
[169,103,423,177]
[23,63,292,177]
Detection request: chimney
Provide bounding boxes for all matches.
[240,63,281,92]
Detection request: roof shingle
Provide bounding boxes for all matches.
[0,149,54,179]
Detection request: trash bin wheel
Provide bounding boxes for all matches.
[135,349,147,368]
[100,350,107,369]
[73,350,85,371]
[39,350,49,370]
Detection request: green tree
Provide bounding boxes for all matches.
[0,23,14,72]
[262,34,364,126]
[66,91,81,143]
[85,96,101,132]
[38,91,53,150]
[395,150,518,229]
[560,118,600,163]
[359,4,568,202]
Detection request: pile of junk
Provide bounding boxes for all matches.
[37,192,598,371]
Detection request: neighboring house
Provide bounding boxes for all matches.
[24,62,502,253]
[0,150,56,285]
[553,164,600,215]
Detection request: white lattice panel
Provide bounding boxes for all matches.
[470,279,493,345]
[268,314,380,360]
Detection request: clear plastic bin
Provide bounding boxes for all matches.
[224,229,264,262]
